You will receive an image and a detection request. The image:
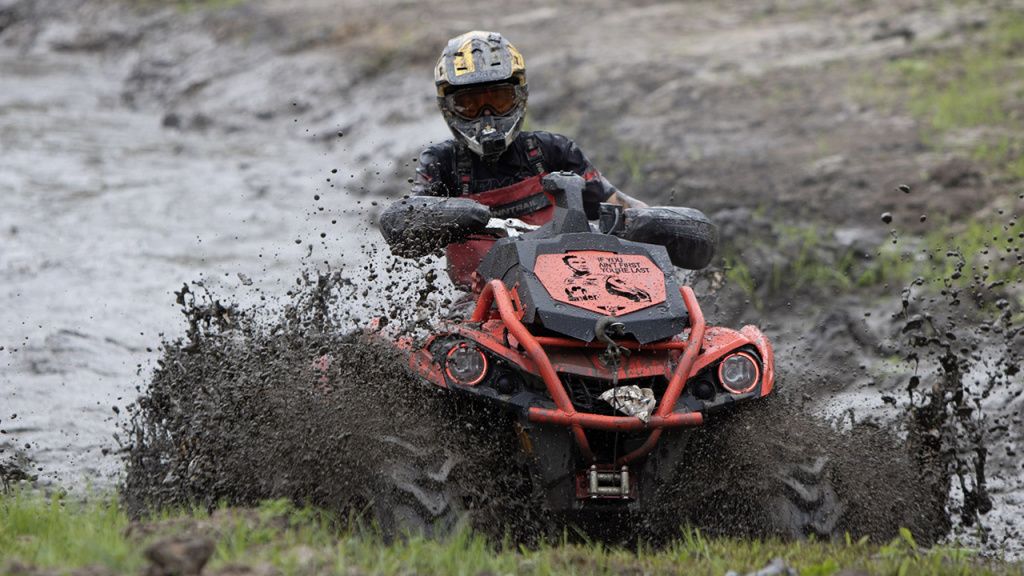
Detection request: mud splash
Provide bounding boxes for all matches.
[896,240,1024,549]
[640,395,950,545]
[0,449,36,492]
[121,270,547,541]
[123,268,957,546]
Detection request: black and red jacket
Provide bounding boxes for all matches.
[413,130,618,287]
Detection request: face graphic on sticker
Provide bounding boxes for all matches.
[562,254,591,276]
[605,275,652,303]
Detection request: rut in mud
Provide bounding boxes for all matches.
[123,270,952,545]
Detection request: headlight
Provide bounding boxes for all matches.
[445,342,488,386]
[717,351,760,394]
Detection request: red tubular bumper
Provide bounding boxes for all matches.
[528,409,703,431]
[471,280,707,464]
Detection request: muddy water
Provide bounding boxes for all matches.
[0,9,448,484]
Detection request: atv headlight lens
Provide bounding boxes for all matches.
[717,351,760,394]
[445,342,488,386]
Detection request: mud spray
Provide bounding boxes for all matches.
[120,256,980,547]
[895,220,1024,550]
[120,267,550,542]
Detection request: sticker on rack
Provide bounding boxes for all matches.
[534,251,667,316]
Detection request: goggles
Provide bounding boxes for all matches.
[447,84,520,119]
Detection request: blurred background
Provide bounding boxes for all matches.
[1,0,1021,550]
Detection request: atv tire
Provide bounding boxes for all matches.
[653,399,847,542]
[769,449,844,539]
[352,433,464,540]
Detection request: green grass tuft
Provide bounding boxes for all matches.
[721,215,1023,308]
[618,143,658,186]
[0,491,140,571]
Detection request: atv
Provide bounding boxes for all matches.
[375,172,821,538]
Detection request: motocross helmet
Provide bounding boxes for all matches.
[435,31,527,161]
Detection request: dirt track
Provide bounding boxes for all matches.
[1,0,1022,555]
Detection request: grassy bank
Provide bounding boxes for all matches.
[714,5,1024,310]
[882,11,1024,179]
[721,213,1024,313]
[1,492,1019,576]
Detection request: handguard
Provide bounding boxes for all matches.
[620,206,718,270]
[379,196,492,258]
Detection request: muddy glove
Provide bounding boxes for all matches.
[379,196,492,258]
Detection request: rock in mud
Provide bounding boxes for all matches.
[726,557,797,576]
[145,536,216,576]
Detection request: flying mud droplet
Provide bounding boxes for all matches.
[899,184,911,194]
[881,212,893,224]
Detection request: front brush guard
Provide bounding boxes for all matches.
[470,279,707,465]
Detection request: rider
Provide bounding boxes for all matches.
[413,30,646,289]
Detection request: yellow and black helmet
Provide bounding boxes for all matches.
[435,31,527,160]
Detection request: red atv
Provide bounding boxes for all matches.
[377,172,782,535]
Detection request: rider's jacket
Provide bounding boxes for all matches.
[412,131,618,287]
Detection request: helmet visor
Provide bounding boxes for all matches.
[448,84,519,119]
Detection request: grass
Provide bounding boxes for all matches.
[618,143,658,187]
[878,10,1024,178]
[1,490,1021,575]
[715,7,1024,305]
[722,216,1023,308]
[1,492,138,570]
[724,255,760,309]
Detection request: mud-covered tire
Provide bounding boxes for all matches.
[352,433,464,540]
[769,450,844,539]
[653,398,848,542]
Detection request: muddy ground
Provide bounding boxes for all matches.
[1,0,1022,557]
